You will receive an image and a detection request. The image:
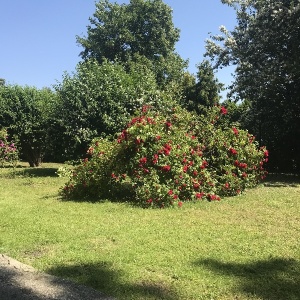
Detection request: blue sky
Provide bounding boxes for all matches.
[0,0,236,91]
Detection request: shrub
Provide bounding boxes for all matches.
[61,105,268,207]
[0,128,19,167]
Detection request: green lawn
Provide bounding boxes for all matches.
[0,163,299,300]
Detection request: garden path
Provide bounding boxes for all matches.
[0,254,115,300]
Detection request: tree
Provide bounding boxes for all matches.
[51,59,175,162]
[182,60,224,114]
[205,0,300,173]
[0,85,57,167]
[76,0,187,87]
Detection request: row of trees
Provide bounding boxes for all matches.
[1,0,299,173]
[0,59,218,166]
[0,0,221,166]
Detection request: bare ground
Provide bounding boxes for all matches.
[0,254,115,300]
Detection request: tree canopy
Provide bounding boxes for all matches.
[51,59,176,161]
[76,0,187,87]
[205,0,300,173]
[182,60,224,114]
[0,85,57,166]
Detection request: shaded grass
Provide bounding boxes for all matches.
[0,164,299,299]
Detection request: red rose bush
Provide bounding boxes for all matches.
[62,105,268,207]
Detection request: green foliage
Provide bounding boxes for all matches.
[182,60,224,113]
[0,85,57,167]
[0,128,19,167]
[76,0,187,88]
[52,59,175,162]
[62,105,267,207]
[205,0,300,173]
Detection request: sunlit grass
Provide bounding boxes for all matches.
[0,164,299,299]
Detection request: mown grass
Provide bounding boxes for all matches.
[0,163,299,300]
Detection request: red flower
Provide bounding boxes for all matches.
[119,129,128,141]
[229,148,238,155]
[163,148,171,156]
[161,165,171,172]
[152,154,159,164]
[239,163,247,169]
[165,121,172,129]
[173,194,178,199]
[208,194,220,201]
[232,127,239,135]
[195,192,204,199]
[200,160,208,169]
[135,138,143,145]
[164,143,172,150]
[111,173,117,179]
[224,182,230,189]
[139,157,147,164]
[143,168,150,174]
[220,106,227,115]
[193,183,200,190]
[183,165,189,173]
[163,143,172,155]
[178,201,183,207]
[168,190,173,195]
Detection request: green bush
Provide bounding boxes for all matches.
[61,105,268,207]
[0,85,57,167]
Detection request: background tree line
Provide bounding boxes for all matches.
[0,0,299,173]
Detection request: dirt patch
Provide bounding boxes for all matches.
[0,254,115,300]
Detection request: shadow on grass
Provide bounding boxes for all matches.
[263,173,300,187]
[21,167,58,177]
[0,166,59,178]
[195,257,300,300]
[47,261,179,300]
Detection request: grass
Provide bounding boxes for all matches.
[0,163,299,300]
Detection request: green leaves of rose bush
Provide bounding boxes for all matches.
[61,105,268,208]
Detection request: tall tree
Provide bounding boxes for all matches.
[182,60,223,114]
[76,0,187,87]
[205,0,300,173]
